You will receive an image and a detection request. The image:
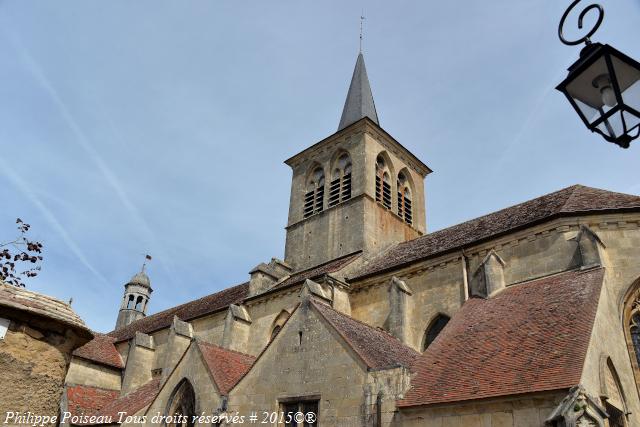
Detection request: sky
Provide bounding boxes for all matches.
[1,1,639,333]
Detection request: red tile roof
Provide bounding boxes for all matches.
[353,185,640,279]
[73,334,124,369]
[109,282,248,342]
[398,268,605,407]
[66,385,119,418]
[270,252,361,291]
[197,341,256,395]
[312,300,420,370]
[80,378,161,425]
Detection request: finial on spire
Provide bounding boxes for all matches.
[359,14,365,53]
[141,254,152,272]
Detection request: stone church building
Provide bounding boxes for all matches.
[62,53,640,427]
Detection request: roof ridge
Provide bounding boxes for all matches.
[411,185,580,243]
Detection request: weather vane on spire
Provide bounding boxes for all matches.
[141,254,152,272]
[359,13,365,53]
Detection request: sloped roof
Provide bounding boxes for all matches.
[354,185,640,279]
[109,282,248,342]
[66,385,119,419]
[311,299,420,370]
[270,252,361,291]
[73,334,124,369]
[0,281,92,337]
[197,341,256,395]
[80,378,161,425]
[398,268,604,408]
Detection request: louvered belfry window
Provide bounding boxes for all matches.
[329,153,352,207]
[304,167,325,218]
[397,172,413,225]
[375,155,391,210]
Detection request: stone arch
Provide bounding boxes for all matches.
[270,309,291,342]
[303,163,325,218]
[375,152,394,210]
[328,150,353,207]
[396,167,414,225]
[421,313,450,352]
[165,378,196,427]
[599,355,629,426]
[621,276,640,397]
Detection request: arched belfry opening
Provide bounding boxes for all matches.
[329,152,352,207]
[304,165,325,219]
[165,379,196,427]
[375,154,392,210]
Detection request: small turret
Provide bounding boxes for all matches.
[115,266,153,330]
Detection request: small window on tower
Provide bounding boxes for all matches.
[304,167,325,218]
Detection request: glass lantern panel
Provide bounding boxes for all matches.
[623,111,640,133]
[573,98,601,125]
[565,55,614,111]
[611,56,640,109]
[595,112,626,139]
[621,80,640,113]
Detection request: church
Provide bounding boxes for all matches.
[61,52,640,427]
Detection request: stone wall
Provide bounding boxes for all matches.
[228,302,372,426]
[65,357,121,390]
[399,392,565,427]
[0,316,85,424]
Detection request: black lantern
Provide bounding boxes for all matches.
[556,1,640,148]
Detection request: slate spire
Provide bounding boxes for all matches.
[338,53,379,131]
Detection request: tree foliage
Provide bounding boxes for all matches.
[0,218,44,287]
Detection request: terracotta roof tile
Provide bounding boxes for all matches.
[312,300,420,370]
[271,252,361,291]
[73,334,124,369]
[81,378,161,425]
[109,282,248,342]
[66,385,119,418]
[0,281,91,336]
[197,341,256,395]
[354,185,640,279]
[398,268,604,407]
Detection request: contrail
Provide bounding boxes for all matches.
[0,156,111,288]
[2,25,178,286]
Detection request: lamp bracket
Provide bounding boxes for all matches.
[558,0,604,46]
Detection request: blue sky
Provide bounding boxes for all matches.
[1,1,639,333]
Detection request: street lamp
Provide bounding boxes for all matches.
[556,0,640,148]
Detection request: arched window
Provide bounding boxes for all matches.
[375,155,391,209]
[135,295,143,311]
[304,167,325,218]
[623,279,640,395]
[422,314,450,351]
[397,172,413,225]
[166,379,196,427]
[329,153,352,207]
[269,310,290,342]
[126,294,135,309]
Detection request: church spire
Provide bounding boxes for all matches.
[338,52,379,131]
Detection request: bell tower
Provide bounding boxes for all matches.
[115,266,153,330]
[284,53,432,270]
